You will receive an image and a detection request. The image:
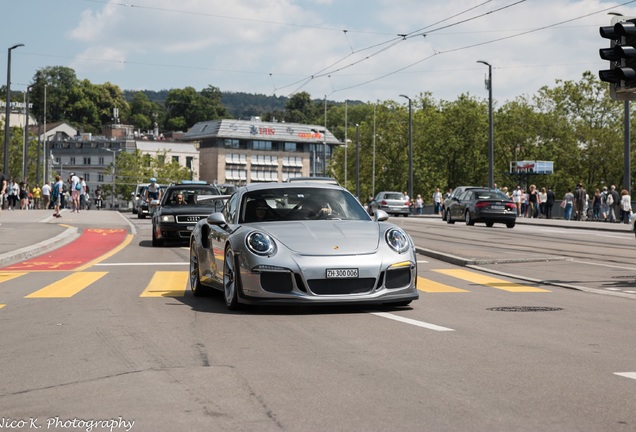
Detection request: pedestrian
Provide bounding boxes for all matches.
[592,188,602,221]
[94,185,103,210]
[8,179,19,210]
[610,185,620,222]
[600,186,609,221]
[520,189,527,217]
[432,188,442,215]
[573,183,586,221]
[545,187,555,219]
[69,172,81,213]
[512,185,522,216]
[528,185,540,218]
[32,183,41,209]
[539,187,547,218]
[41,181,51,210]
[52,175,63,218]
[563,188,574,220]
[19,178,29,210]
[620,189,632,224]
[0,171,6,225]
[415,194,424,215]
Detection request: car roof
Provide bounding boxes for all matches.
[287,176,339,185]
[238,182,344,193]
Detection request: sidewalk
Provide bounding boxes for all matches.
[0,208,133,267]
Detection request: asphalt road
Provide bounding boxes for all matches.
[0,210,634,432]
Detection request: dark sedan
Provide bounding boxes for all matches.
[445,188,517,228]
[441,186,482,220]
[151,183,225,246]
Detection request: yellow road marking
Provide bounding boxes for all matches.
[433,269,550,292]
[0,304,5,309]
[417,276,468,293]
[140,271,188,297]
[25,272,108,298]
[0,272,26,283]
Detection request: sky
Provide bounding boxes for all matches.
[3,0,636,105]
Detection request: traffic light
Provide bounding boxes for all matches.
[599,17,636,100]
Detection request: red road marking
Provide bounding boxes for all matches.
[2,228,128,271]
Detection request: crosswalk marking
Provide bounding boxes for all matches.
[25,272,108,298]
[0,272,26,284]
[140,271,188,297]
[432,269,551,293]
[417,276,469,293]
[0,268,550,305]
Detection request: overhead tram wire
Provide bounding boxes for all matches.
[329,0,636,96]
[278,0,528,96]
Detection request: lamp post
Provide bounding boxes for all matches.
[477,60,494,189]
[23,86,31,180]
[355,124,360,200]
[399,94,413,200]
[4,43,25,177]
[105,148,122,209]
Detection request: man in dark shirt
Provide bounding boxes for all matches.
[545,187,556,219]
[573,183,587,221]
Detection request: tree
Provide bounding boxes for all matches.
[164,85,229,131]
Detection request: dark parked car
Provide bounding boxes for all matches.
[151,183,225,246]
[445,188,517,228]
[369,191,410,217]
[441,186,482,220]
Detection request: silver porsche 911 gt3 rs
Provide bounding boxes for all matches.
[189,182,419,310]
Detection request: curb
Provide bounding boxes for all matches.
[0,226,80,268]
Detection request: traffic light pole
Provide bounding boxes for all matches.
[624,100,631,192]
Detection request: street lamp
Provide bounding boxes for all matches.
[4,43,25,177]
[399,94,413,200]
[23,86,31,180]
[355,124,360,200]
[104,148,123,209]
[477,60,494,189]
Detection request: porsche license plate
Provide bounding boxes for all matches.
[326,268,359,279]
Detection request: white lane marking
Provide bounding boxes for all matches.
[371,312,455,332]
[614,372,636,380]
[94,262,188,266]
[417,260,429,264]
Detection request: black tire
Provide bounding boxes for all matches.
[223,247,241,310]
[506,221,516,228]
[486,221,494,227]
[446,210,455,224]
[190,243,208,296]
[465,211,475,226]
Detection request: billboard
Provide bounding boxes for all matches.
[510,160,554,174]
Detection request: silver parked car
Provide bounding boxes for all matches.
[189,183,419,310]
[368,191,410,217]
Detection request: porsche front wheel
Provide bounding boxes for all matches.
[223,247,241,310]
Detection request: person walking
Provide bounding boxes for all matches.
[563,188,574,220]
[432,188,442,215]
[41,182,51,210]
[539,187,547,218]
[592,188,602,221]
[512,185,522,216]
[610,185,620,222]
[52,175,64,218]
[573,183,586,221]
[545,187,556,219]
[0,171,6,224]
[415,194,424,215]
[528,185,540,218]
[69,172,81,213]
[620,189,632,224]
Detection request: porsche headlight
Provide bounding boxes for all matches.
[246,231,276,256]
[385,227,410,253]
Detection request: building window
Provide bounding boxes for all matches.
[99,157,105,165]
[251,140,272,151]
[186,156,193,170]
[250,155,278,166]
[172,156,179,163]
[84,173,90,182]
[83,157,91,165]
[98,174,104,182]
[284,142,297,152]
[226,154,247,165]
[224,139,240,148]
[70,157,76,164]
[282,156,303,167]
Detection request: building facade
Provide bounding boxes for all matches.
[182,118,342,184]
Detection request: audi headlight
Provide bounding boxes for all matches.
[160,215,176,223]
[246,231,276,256]
[385,227,410,253]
